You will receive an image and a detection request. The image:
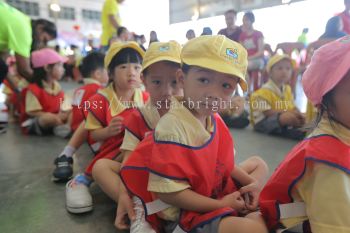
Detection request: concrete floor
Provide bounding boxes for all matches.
[0,81,300,233]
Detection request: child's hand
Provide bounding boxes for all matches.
[279,111,300,127]
[239,181,260,211]
[220,191,246,212]
[294,112,306,127]
[115,191,135,229]
[107,116,124,137]
[58,111,69,122]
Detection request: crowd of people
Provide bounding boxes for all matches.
[1,0,350,233]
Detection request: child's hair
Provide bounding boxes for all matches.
[181,63,191,74]
[244,11,255,23]
[79,52,105,78]
[225,9,237,16]
[32,65,55,88]
[143,61,181,77]
[117,27,128,37]
[107,48,143,75]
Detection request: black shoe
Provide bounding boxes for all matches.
[53,155,73,182]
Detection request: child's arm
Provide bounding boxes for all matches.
[156,189,245,213]
[90,116,124,142]
[231,166,260,210]
[115,180,135,230]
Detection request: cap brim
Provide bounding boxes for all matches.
[142,56,181,72]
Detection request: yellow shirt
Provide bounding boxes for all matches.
[101,0,121,46]
[120,101,160,152]
[25,81,62,113]
[281,118,350,233]
[85,83,144,130]
[250,79,296,125]
[148,97,214,221]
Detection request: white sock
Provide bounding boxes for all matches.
[59,145,76,158]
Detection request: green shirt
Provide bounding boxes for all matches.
[0,1,32,57]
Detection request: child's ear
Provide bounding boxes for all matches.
[176,69,185,88]
[43,65,50,72]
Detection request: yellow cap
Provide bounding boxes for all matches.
[104,41,145,68]
[142,41,182,72]
[181,35,248,91]
[266,54,296,73]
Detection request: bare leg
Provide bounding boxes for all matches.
[92,158,121,202]
[218,216,268,233]
[67,121,88,149]
[38,112,62,128]
[239,156,269,187]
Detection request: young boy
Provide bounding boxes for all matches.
[52,52,108,181]
[120,35,268,233]
[250,54,306,140]
[91,40,183,229]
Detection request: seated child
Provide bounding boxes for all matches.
[259,36,350,233]
[65,41,148,214]
[52,51,108,181]
[120,35,268,233]
[21,48,68,135]
[91,40,184,229]
[250,54,306,140]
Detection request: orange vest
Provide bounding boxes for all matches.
[259,135,350,232]
[121,114,238,232]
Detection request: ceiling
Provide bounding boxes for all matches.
[169,0,306,24]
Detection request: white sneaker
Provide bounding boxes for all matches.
[54,124,71,138]
[130,196,156,233]
[65,179,93,213]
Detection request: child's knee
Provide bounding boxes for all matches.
[92,159,121,179]
[250,156,268,172]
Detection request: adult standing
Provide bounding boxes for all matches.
[218,9,241,42]
[239,11,264,71]
[0,1,57,83]
[100,0,125,51]
[338,0,350,34]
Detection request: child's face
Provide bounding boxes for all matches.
[178,67,238,117]
[49,62,65,80]
[93,68,109,86]
[270,59,293,86]
[112,63,142,90]
[143,62,183,111]
[329,71,350,128]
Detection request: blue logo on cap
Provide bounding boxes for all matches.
[226,48,238,59]
[159,46,170,51]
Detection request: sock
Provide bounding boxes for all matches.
[73,174,92,187]
[59,145,76,158]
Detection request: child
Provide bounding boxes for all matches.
[91,40,183,229]
[21,48,68,135]
[259,37,350,233]
[52,51,108,182]
[65,41,148,214]
[250,54,306,140]
[120,35,268,233]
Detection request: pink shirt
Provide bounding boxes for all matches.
[338,11,350,35]
[239,30,263,57]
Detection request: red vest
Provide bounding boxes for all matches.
[71,83,101,131]
[88,91,149,160]
[20,83,64,126]
[259,135,350,232]
[121,114,237,232]
[124,108,153,141]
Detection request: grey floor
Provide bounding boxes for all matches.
[0,81,300,233]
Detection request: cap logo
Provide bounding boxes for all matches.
[159,46,170,51]
[226,48,238,59]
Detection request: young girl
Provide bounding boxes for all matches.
[121,36,268,233]
[90,41,183,230]
[250,54,306,140]
[65,41,148,214]
[21,48,67,135]
[259,37,350,232]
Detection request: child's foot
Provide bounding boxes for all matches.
[52,155,73,182]
[130,197,156,233]
[66,174,93,214]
